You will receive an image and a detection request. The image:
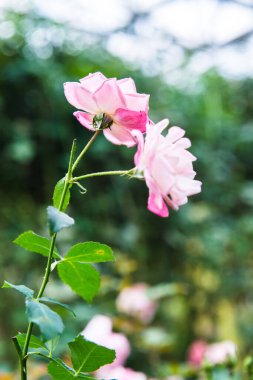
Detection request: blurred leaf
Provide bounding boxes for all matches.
[147,283,188,300]
[69,335,115,373]
[13,230,60,259]
[64,242,114,263]
[57,262,100,303]
[16,333,49,355]
[53,178,72,211]
[39,296,76,316]
[2,281,34,298]
[26,299,64,340]
[47,206,74,235]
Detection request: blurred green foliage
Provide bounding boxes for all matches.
[1,7,253,380]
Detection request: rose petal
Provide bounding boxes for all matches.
[93,78,126,114]
[167,126,185,143]
[176,176,202,195]
[64,82,98,113]
[124,93,150,112]
[131,129,144,166]
[117,78,137,94]
[74,111,95,131]
[114,108,147,132]
[146,175,169,217]
[148,190,169,217]
[79,72,106,92]
[103,123,136,147]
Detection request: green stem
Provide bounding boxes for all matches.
[71,169,135,183]
[12,337,26,380]
[21,139,77,379]
[71,130,100,173]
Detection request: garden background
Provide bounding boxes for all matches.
[1,0,253,378]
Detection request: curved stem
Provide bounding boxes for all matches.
[21,139,77,379]
[71,130,100,173]
[71,169,135,183]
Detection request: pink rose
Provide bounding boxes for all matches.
[81,314,130,370]
[204,341,237,365]
[116,283,157,324]
[133,119,202,217]
[96,366,147,380]
[188,340,237,367]
[64,72,150,147]
[188,340,207,366]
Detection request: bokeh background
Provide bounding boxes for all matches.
[1,0,253,378]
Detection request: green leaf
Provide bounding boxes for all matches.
[13,230,60,259]
[69,335,116,373]
[2,281,34,298]
[48,360,93,380]
[16,333,49,355]
[48,361,75,380]
[47,206,74,235]
[57,262,100,303]
[26,299,64,340]
[64,242,114,263]
[53,178,72,212]
[45,336,60,355]
[39,297,76,316]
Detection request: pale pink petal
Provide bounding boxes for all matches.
[114,108,147,132]
[131,129,144,166]
[93,78,126,113]
[167,126,185,142]
[117,78,136,94]
[82,315,112,344]
[144,120,169,164]
[168,189,188,207]
[103,123,136,147]
[176,176,202,195]
[124,93,150,112]
[74,111,95,131]
[96,366,147,380]
[146,119,169,147]
[152,155,176,195]
[174,137,192,149]
[79,72,106,92]
[64,82,98,113]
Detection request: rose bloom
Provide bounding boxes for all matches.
[204,341,237,365]
[188,340,207,366]
[116,283,157,324]
[81,314,130,370]
[64,72,150,147]
[188,340,237,367]
[96,366,147,380]
[133,119,202,217]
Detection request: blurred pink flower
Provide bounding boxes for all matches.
[96,366,147,380]
[116,283,157,324]
[133,119,202,217]
[188,340,237,367]
[188,340,207,366]
[64,72,150,147]
[81,314,130,370]
[204,341,237,365]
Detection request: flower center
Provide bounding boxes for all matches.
[92,113,113,130]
